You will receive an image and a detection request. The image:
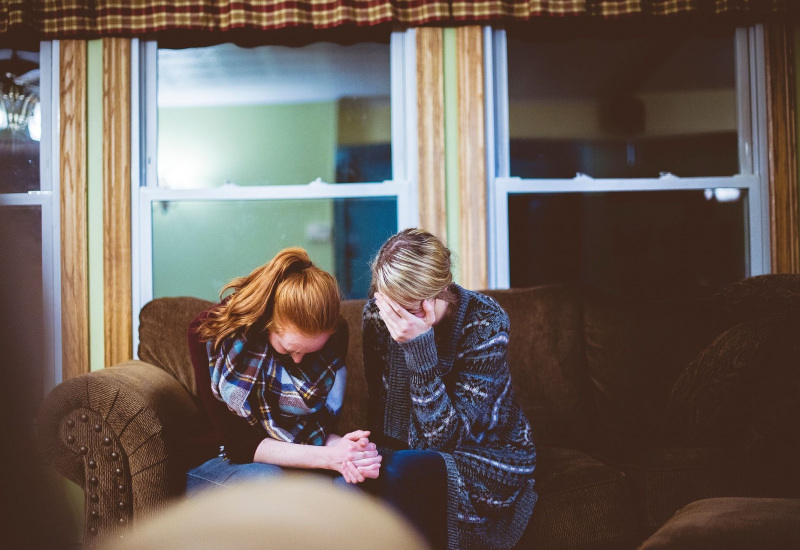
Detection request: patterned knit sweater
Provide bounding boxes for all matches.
[362,284,537,550]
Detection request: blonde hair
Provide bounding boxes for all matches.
[370,228,456,307]
[197,248,341,351]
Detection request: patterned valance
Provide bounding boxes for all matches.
[452,1,795,21]
[0,1,796,41]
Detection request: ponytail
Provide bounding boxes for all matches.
[197,248,341,351]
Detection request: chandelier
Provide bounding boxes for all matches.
[0,51,40,141]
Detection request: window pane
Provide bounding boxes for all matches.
[508,190,747,297]
[0,48,41,192]
[157,42,391,189]
[506,31,738,178]
[152,197,397,300]
[0,206,44,418]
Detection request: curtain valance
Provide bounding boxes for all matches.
[1,1,796,41]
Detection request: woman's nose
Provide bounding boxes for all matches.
[292,352,304,363]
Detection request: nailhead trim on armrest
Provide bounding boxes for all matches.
[61,409,131,545]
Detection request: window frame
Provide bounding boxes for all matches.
[0,41,62,393]
[131,31,419,351]
[485,26,770,289]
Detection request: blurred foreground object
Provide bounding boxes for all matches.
[102,475,428,550]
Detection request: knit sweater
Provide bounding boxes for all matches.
[362,284,537,550]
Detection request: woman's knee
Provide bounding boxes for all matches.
[186,458,285,495]
[382,450,446,488]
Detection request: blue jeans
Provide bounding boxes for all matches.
[186,457,346,495]
[361,449,447,550]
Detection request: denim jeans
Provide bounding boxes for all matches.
[361,449,447,550]
[186,457,346,495]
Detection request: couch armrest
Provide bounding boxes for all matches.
[37,360,201,545]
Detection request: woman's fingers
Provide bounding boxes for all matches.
[344,460,365,483]
[375,292,403,317]
[421,299,436,325]
[358,464,381,479]
[343,429,370,442]
[350,448,380,461]
[341,461,354,483]
[375,292,433,343]
[352,454,382,467]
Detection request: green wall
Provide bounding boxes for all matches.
[87,40,104,371]
[153,102,338,300]
[158,102,336,188]
[152,200,335,301]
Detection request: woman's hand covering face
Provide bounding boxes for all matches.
[374,292,436,343]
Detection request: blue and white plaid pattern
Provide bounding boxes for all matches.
[208,331,346,446]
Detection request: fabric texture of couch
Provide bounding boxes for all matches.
[37,274,800,547]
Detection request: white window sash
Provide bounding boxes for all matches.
[0,41,61,393]
[487,26,769,289]
[131,31,418,356]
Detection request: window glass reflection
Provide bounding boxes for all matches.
[152,197,397,300]
[157,42,391,189]
[0,206,44,417]
[1,48,41,193]
[506,31,738,178]
[508,190,747,297]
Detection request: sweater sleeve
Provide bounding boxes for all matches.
[187,309,263,463]
[400,307,512,452]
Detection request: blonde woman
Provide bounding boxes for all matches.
[362,229,537,550]
[187,248,381,491]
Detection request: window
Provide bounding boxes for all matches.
[133,32,417,333]
[0,43,61,413]
[488,26,768,296]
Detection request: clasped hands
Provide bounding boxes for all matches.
[327,430,382,484]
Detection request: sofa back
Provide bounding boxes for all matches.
[136,289,604,450]
[138,296,214,398]
[137,276,800,455]
[338,285,606,450]
[581,287,730,450]
[135,288,720,453]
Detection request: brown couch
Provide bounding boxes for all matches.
[37,275,800,548]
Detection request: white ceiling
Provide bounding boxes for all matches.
[507,33,735,100]
[157,41,391,107]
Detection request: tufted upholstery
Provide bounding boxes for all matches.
[37,275,800,548]
[37,361,202,542]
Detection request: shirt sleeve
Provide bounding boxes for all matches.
[187,308,263,463]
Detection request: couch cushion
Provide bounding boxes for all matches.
[484,285,603,450]
[638,497,800,550]
[338,298,369,434]
[582,288,728,449]
[663,312,800,452]
[713,273,800,322]
[610,447,800,538]
[138,296,214,397]
[518,447,638,550]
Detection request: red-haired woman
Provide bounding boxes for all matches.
[187,247,380,491]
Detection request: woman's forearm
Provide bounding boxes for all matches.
[252,432,381,484]
[252,437,334,470]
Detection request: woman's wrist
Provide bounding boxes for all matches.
[399,330,438,375]
[318,441,342,472]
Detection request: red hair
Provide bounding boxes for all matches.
[197,248,341,351]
